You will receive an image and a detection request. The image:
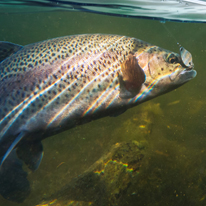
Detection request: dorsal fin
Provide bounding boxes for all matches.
[0,41,23,63]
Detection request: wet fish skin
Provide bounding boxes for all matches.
[0,34,196,140]
[0,34,196,202]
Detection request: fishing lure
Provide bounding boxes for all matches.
[178,43,194,69]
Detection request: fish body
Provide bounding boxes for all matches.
[0,34,196,202]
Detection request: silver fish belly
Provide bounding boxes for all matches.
[0,34,196,202]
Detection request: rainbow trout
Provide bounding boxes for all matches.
[0,34,196,202]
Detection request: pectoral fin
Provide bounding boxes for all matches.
[119,54,145,99]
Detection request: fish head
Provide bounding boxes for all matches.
[136,46,196,98]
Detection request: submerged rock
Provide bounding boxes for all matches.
[36,141,146,206]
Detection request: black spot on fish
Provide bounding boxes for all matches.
[53,74,58,79]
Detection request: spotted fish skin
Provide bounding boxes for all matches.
[0,33,197,153]
[0,35,155,140]
[0,34,196,202]
[0,35,139,138]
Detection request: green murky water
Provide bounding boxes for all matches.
[0,11,206,206]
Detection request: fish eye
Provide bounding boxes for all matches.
[170,58,176,64]
[167,54,179,64]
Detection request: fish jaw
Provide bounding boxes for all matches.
[169,67,197,85]
[150,68,196,96]
[130,68,196,106]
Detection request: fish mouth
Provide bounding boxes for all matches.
[180,67,196,77]
[169,65,196,82]
[185,66,194,71]
[176,68,197,83]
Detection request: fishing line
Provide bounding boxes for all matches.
[161,22,179,45]
[161,22,182,55]
[161,22,185,52]
[160,22,194,69]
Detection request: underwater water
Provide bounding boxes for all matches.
[0,10,206,206]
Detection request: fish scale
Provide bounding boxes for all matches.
[0,34,147,138]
